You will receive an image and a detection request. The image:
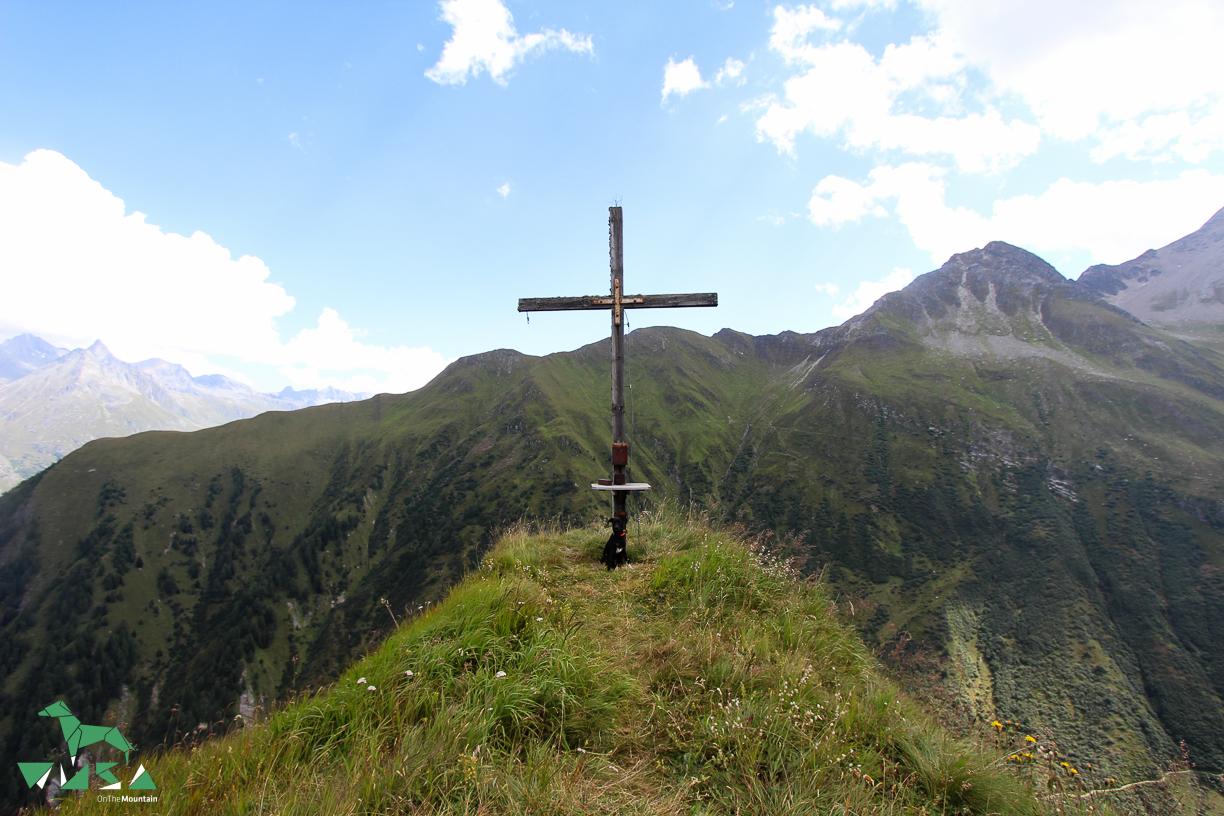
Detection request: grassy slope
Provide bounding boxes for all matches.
[8,242,1224,807]
[6,316,1224,802]
[59,507,1063,816]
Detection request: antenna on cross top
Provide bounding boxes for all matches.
[517,206,718,569]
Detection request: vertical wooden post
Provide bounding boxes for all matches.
[609,207,627,520]
[518,206,717,564]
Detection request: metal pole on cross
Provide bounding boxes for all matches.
[518,207,718,554]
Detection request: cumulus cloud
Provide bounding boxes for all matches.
[771,4,841,56]
[662,57,709,101]
[497,182,511,197]
[279,308,450,393]
[1092,108,1224,165]
[0,150,293,362]
[0,150,450,394]
[808,163,1224,266]
[813,282,840,295]
[715,58,746,86]
[917,0,1224,156]
[808,173,890,225]
[663,55,747,102]
[756,11,1040,171]
[425,0,592,86]
[832,267,915,319]
[761,0,1224,168]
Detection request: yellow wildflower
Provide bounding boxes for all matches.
[1025,735,1037,743]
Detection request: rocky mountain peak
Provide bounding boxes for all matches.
[857,241,1111,332]
[952,241,1066,283]
[0,333,67,383]
[814,239,1165,375]
[135,358,197,391]
[1078,205,1224,325]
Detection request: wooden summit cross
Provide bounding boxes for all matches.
[518,206,718,538]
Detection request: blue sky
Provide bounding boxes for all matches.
[2,0,1223,394]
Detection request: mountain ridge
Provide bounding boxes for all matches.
[0,340,371,493]
[0,334,67,384]
[1078,205,1224,357]
[1079,206,1224,323]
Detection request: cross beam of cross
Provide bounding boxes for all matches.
[518,206,718,530]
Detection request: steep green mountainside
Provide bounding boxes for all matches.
[57,515,1072,815]
[3,241,1224,812]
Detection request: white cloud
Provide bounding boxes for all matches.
[832,267,914,319]
[759,0,1224,168]
[918,0,1224,155]
[1092,108,1224,164]
[809,173,889,225]
[828,0,897,9]
[813,282,840,295]
[0,150,450,394]
[497,182,510,197]
[662,57,709,101]
[425,0,593,86]
[663,56,747,102]
[808,162,1224,266]
[279,308,451,394]
[770,4,841,61]
[715,58,746,86]
[756,15,1040,171]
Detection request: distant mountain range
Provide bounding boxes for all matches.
[2,207,1224,812]
[0,333,68,383]
[1079,206,1224,353]
[0,338,370,493]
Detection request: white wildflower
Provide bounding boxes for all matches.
[495,670,507,678]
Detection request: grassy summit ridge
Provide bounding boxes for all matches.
[64,508,1045,815]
